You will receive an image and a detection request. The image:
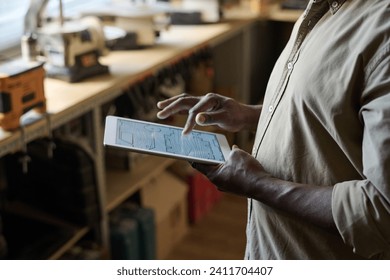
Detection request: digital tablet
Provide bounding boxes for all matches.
[103,116,231,164]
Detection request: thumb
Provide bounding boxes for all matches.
[190,161,219,175]
[230,144,240,155]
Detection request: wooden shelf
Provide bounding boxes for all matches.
[4,201,90,260]
[105,154,176,212]
[48,227,90,260]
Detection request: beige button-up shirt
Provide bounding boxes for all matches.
[248,0,390,259]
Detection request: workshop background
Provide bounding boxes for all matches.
[0,0,306,260]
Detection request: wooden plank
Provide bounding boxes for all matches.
[48,227,90,260]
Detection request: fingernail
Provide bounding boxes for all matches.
[182,125,191,135]
[196,114,206,124]
[156,111,164,119]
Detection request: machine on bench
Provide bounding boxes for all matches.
[21,0,109,83]
[79,0,170,50]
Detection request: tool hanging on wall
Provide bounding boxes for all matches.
[21,0,109,83]
[44,113,56,159]
[19,127,31,174]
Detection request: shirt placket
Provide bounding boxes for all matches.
[252,0,330,158]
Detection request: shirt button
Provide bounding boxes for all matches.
[332,1,339,8]
[287,62,294,70]
[268,105,274,113]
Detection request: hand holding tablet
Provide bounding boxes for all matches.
[103,116,231,164]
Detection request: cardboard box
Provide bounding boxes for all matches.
[140,171,188,259]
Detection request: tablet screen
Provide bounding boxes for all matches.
[115,118,226,162]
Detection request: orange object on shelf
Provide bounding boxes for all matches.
[0,60,46,130]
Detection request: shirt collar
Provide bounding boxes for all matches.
[311,0,347,14]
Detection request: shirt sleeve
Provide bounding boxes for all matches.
[332,48,390,259]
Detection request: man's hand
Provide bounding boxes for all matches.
[191,145,268,197]
[157,93,261,134]
[192,146,337,231]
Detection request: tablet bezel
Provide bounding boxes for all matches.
[103,115,231,165]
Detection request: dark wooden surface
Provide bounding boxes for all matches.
[166,193,248,260]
